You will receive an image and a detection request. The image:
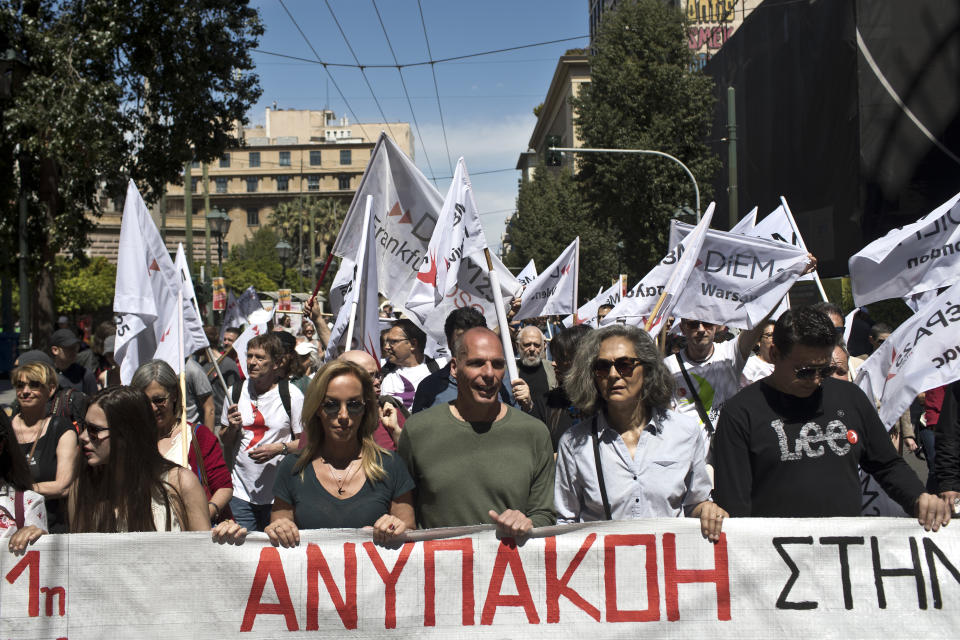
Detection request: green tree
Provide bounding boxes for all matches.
[572,0,721,281]
[54,257,117,315]
[222,227,282,293]
[504,165,621,303]
[0,1,262,345]
[269,196,346,286]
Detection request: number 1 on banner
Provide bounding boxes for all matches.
[4,550,67,618]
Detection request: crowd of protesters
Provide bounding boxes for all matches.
[2,285,956,554]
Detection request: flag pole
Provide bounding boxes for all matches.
[484,248,519,382]
[307,253,336,309]
[345,195,374,351]
[177,290,190,467]
[779,196,828,302]
[572,237,580,325]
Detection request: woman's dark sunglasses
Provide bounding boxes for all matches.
[320,399,366,417]
[592,357,643,378]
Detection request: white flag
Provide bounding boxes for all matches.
[564,279,622,328]
[855,282,960,428]
[416,251,521,349]
[113,181,208,384]
[174,244,210,353]
[515,237,579,321]
[730,207,758,234]
[666,220,809,328]
[849,191,960,307]
[750,198,819,284]
[232,307,275,378]
[517,260,537,287]
[404,158,488,323]
[644,206,715,334]
[324,198,382,362]
[220,286,262,344]
[332,133,444,308]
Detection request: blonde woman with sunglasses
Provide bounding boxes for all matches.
[213,360,415,546]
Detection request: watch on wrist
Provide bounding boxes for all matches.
[281,442,289,455]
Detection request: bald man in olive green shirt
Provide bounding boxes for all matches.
[398,328,556,535]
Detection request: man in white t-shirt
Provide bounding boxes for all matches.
[739,320,776,388]
[221,333,303,531]
[665,318,767,460]
[380,319,443,410]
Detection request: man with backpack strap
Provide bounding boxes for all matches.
[220,333,303,532]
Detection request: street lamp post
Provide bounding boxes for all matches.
[548,146,701,221]
[275,240,293,288]
[206,208,231,275]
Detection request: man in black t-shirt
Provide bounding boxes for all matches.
[713,307,950,531]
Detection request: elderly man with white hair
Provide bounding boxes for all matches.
[515,325,556,401]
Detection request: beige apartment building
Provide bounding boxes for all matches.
[87,108,413,264]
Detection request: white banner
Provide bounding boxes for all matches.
[665,220,809,329]
[113,180,208,383]
[405,158,489,324]
[332,133,444,308]
[849,191,960,307]
[515,237,579,321]
[174,244,210,353]
[855,280,960,427]
[2,519,957,638]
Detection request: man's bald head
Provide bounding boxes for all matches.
[340,350,381,395]
[455,327,503,360]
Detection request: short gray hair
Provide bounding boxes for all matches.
[564,324,675,416]
[130,359,182,416]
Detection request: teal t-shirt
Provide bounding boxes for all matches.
[272,451,415,529]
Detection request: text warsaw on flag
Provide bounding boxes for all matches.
[1,520,957,638]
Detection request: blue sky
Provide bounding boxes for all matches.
[249,0,588,251]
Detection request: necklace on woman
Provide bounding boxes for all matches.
[324,457,358,495]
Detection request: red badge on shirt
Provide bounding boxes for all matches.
[846,430,858,445]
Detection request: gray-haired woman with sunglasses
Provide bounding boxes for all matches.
[555,325,727,542]
[213,360,415,546]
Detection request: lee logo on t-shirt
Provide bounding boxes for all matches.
[769,419,852,461]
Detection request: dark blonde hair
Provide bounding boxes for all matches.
[11,362,59,392]
[297,360,386,482]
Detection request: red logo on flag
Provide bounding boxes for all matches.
[561,264,572,275]
[159,328,171,342]
[147,259,160,274]
[388,202,412,224]
[417,252,439,287]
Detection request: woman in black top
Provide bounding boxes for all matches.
[213,360,415,546]
[10,362,79,532]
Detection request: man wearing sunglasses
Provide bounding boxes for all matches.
[665,315,770,459]
[713,307,950,530]
[399,327,556,537]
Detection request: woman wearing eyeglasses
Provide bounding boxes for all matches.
[9,362,79,533]
[213,360,415,546]
[554,324,727,542]
[130,360,233,524]
[67,386,210,532]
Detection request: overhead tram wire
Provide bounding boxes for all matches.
[371,0,438,186]
[417,0,453,175]
[253,35,589,69]
[276,0,374,144]
[323,0,398,144]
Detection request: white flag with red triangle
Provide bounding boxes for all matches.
[331,133,444,308]
[514,237,579,321]
[113,181,208,384]
[404,158,488,324]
